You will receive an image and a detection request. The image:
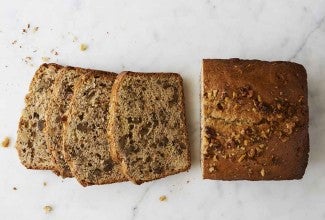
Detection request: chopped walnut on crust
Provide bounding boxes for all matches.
[202,59,309,180]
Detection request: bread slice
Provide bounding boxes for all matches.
[108,71,191,184]
[201,59,309,180]
[16,63,63,170]
[45,66,88,178]
[62,71,127,186]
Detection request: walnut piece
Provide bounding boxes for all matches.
[1,137,10,147]
[43,205,53,213]
[80,44,88,51]
[159,195,167,201]
[237,154,246,162]
[260,168,265,177]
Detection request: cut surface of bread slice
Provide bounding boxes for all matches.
[109,72,191,184]
[16,63,62,170]
[46,67,87,178]
[63,71,126,186]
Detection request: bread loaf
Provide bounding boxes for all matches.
[201,59,309,180]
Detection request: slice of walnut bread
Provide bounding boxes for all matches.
[201,59,309,180]
[109,72,191,184]
[16,63,62,170]
[62,71,126,186]
[46,66,88,178]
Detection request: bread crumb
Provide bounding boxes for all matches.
[1,137,10,147]
[51,49,59,56]
[41,57,50,62]
[159,195,167,201]
[13,187,17,190]
[43,205,53,213]
[11,40,17,45]
[23,57,33,66]
[33,27,39,33]
[80,44,88,51]
[43,182,47,186]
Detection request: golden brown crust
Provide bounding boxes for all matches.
[108,72,128,164]
[109,71,191,184]
[201,59,309,180]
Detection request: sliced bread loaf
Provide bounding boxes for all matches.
[62,71,126,186]
[108,72,191,184]
[45,66,87,178]
[16,63,62,170]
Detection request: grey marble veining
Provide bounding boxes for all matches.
[0,0,325,219]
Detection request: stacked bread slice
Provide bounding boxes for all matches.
[16,64,191,186]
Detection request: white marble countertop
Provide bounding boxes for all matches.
[1,0,325,219]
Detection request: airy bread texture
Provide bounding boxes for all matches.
[16,63,62,170]
[109,72,191,184]
[201,59,309,180]
[46,66,88,178]
[62,71,126,186]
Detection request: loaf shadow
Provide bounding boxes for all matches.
[306,75,325,167]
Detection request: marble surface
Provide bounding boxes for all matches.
[1,0,325,219]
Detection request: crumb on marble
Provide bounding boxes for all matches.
[22,24,30,34]
[1,137,10,147]
[33,27,39,33]
[51,49,59,56]
[22,24,39,34]
[43,205,53,213]
[41,57,50,62]
[13,187,17,190]
[159,195,167,202]
[11,40,17,45]
[80,44,88,51]
[22,57,33,66]
[43,182,47,186]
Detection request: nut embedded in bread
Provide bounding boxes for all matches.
[201,59,309,180]
[108,71,191,184]
[16,63,63,170]
[62,70,127,186]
